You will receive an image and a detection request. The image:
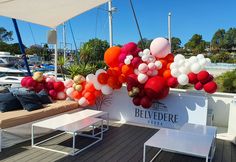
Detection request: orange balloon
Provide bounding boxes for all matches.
[164,53,174,63]
[88,99,96,106]
[104,46,121,67]
[118,74,126,83]
[97,73,108,84]
[121,65,134,76]
[167,63,172,70]
[107,76,118,89]
[72,91,82,99]
[84,92,95,101]
[163,70,171,79]
[85,83,96,92]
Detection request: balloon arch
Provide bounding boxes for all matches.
[21,37,217,109]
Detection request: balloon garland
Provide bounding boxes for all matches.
[21,37,217,109]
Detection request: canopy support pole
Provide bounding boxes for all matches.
[54,29,58,79]
[108,1,113,47]
[63,22,66,60]
[12,18,32,76]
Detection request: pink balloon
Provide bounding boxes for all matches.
[122,42,137,54]
[150,37,170,58]
[57,91,66,100]
[118,53,127,63]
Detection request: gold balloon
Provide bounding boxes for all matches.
[32,72,44,82]
[73,75,85,84]
[75,84,83,92]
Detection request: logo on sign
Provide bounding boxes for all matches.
[134,100,179,127]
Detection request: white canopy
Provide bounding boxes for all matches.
[0,0,109,28]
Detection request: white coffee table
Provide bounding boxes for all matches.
[32,112,105,155]
[143,128,213,162]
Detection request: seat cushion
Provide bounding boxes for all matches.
[16,93,43,111]
[37,90,52,104]
[0,100,78,129]
[0,92,23,112]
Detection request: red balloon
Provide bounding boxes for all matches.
[97,73,109,84]
[197,70,210,84]
[140,96,152,109]
[131,57,142,68]
[49,89,57,99]
[167,77,178,88]
[53,81,65,92]
[188,72,198,84]
[35,83,44,93]
[127,74,139,87]
[157,86,170,100]
[144,76,167,99]
[84,92,95,101]
[204,81,217,93]
[45,81,54,90]
[26,77,37,88]
[164,53,174,62]
[21,76,31,87]
[194,82,203,90]
[133,97,141,106]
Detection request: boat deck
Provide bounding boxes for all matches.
[0,123,235,162]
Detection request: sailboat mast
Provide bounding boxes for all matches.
[108,1,113,47]
[168,12,172,51]
[63,22,66,60]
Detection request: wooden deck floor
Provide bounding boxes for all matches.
[0,123,235,162]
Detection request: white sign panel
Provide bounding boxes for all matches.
[101,87,208,129]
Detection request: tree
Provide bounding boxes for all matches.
[25,44,43,55]
[0,27,13,42]
[185,34,207,54]
[79,38,109,64]
[137,38,153,50]
[171,37,181,53]
[211,29,226,52]
[224,28,236,51]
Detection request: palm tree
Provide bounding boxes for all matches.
[57,56,67,80]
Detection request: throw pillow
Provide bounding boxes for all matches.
[0,92,23,112]
[37,90,52,104]
[16,93,43,111]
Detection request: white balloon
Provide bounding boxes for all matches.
[146,70,153,76]
[154,60,162,69]
[63,79,74,88]
[57,91,66,100]
[93,80,102,90]
[95,69,106,76]
[127,55,133,59]
[184,61,191,69]
[78,97,89,107]
[138,51,144,57]
[191,63,202,74]
[150,70,158,76]
[142,55,149,62]
[143,49,150,55]
[171,68,180,77]
[174,54,185,62]
[138,63,148,73]
[177,74,189,85]
[147,55,156,63]
[178,66,188,74]
[206,58,211,64]
[138,73,148,84]
[101,85,113,95]
[134,68,140,75]
[148,62,156,70]
[124,58,131,65]
[66,87,74,97]
[199,58,207,66]
[86,74,96,83]
[169,62,178,70]
[197,54,205,60]
[177,59,185,66]
[189,56,198,64]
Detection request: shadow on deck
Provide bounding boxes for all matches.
[0,123,235,162]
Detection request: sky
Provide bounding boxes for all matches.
[0,0,236,49]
